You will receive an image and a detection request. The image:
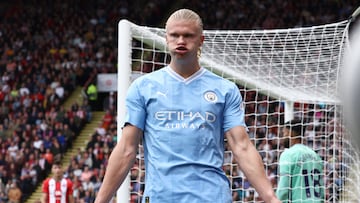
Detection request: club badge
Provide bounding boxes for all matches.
[204,91,218,103]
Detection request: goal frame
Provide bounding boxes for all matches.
[116,14,357,202]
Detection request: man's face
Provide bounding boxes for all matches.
[52,164,63,178]
[165,19,204,61]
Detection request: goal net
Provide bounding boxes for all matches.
[116,18,358,202]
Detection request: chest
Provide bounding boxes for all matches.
[145,79,225,114]
[48,179,68,196]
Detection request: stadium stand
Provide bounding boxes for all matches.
[0,0,358,202]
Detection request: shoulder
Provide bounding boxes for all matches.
[280,146,299,160]
[201,69,240,99]
[294,144,317,155]
[43,177,51,184]
[62,178,73,184]
[203,69,236,85]
[301,144,322,160]
[67,179,74,187]
[128,68,167,94]
[132,67,167,85]
[281,144,319,161]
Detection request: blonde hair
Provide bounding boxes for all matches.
[165,9,203,33]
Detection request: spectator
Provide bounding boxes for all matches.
[82,178,95,193]
[86,82,98,110]
[0,191,7,202]
[62,124,75,149]
[102,92,116,112]
[7,141,18,161]
[33,136,43,150]
[43,148,53,166]
[81,151,93,170]
[7,181,22,203]
[101,110,113,130]
[80,165,93,183]
[82,190,95,203]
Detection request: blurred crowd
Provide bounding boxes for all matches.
[0,0,358,202]
[180,0,357,29]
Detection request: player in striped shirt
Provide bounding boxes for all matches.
[42,160,74,203]
[276,119,324,203]
[95,8,280,203]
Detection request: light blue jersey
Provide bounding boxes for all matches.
[125,66,246,203]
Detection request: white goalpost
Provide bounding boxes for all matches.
[116,11,359,202]
[116,20,132,203]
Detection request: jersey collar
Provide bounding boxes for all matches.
[165,66,206,84]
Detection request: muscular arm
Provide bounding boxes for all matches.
[225,126,280,203]
[94,124,141,203]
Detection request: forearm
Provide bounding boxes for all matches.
[234,145,277,202]
[95,125,141,203]
[94,144,137,203]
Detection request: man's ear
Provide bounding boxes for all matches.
[200,35,205,46]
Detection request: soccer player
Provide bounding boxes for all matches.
[42,160,74,203]
[276,119,324,202]
[94,9,280,203]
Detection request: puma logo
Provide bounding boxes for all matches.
[156,91,167,97]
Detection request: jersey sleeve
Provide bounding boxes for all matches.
[223,83,246,132]
[67,179,74,196]
[276,152,292,202]
[124,80,146,131]
[42,178,49,193]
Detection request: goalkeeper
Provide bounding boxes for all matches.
[95,8,280,203]
[276,119,324,202]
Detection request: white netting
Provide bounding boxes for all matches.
[130,21,349,104]
[118,19,359,202]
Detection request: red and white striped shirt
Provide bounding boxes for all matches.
[42,178,73,203]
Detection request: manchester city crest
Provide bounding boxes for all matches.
[204,91,218,103]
